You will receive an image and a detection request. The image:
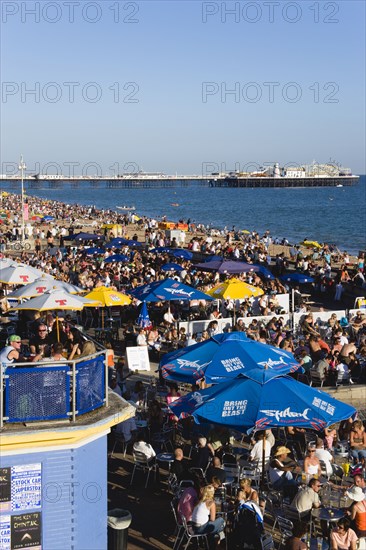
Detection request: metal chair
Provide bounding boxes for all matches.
[276,516,294,549]
[309,369,325,387]
[179,513,209,550]
[110,432,132,458]
[130,450,159,488]
[151,427,174,452]
[240,467,261,489]
[170,498,185,550]
[260,533,275,549]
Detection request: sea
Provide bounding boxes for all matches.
[6,175,366,255]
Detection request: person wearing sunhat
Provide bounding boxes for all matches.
[0,335,23,366]
[269,446,299,494]
[346,486,366,537]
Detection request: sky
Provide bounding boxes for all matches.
[1,0,365,176]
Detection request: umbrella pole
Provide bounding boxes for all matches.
[291,288,295,335]
[102,308,104,329]
[56,313,60,342]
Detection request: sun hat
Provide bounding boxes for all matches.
[275,446,291,457]
[8,335,21,343]
[346,486,365,502]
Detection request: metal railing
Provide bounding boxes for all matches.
[0,350,108,428]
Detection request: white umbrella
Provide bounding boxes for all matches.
[0,264,50,285]
[8,277,85,300]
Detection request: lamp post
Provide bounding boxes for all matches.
[19,155,26,241]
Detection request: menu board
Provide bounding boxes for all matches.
[125,347,150,372]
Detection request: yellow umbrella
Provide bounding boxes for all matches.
[301,240,322,249]
[84,286,131,328]
[84,286,131,307]
[241,229,250,234]
[207,278,264,300]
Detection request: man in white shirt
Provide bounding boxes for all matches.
[291,478,321,515]
[249,432,271,472]
[136,328,147,346]
[314,438,334,476]
[133,434,156,460]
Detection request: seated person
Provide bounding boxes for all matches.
[172,448,189,480]
[207,425,232,455]
[190,485,225,538]
[177,475,200,523]
[269,446,299,492]
[193,437,214,471]
[237,478,259,505]
[291,478,321,517]
[284,521,308,550]
[346,486,366,538]
[29,323,52,357]
[304,446,321,477]
[314,437,334,476]
[330,517,357,550]
[133,433,156,461]
[249,431,271,472]
[206,456,227,485]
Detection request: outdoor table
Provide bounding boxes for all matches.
[311,507,345,544]
[156,452,174,472]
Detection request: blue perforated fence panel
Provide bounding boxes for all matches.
[76,357,105,414]
[5,366,70,422]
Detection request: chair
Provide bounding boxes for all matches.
[309,370,325,387]
[260,533,275,549]
[170,498,185,550]
[151,427,174,452]
[110,432,132,458]
[335,370,351,387]
[179,513,209,550]
[223,464,240,495]
[221,452,237,465]
[188,467,207,485]
[276,516,294,549]
[240,468,261,489]
[130,450,159,488]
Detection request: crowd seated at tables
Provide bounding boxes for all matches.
[109,371,366,549]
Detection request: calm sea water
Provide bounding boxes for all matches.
[22,175,366,255]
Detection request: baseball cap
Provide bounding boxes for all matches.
[8,335,21,342]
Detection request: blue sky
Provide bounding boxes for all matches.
[1,0,365,175]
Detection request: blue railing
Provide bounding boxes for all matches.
[1,351,107,426]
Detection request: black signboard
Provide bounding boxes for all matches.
[0,468,11,509]
[11,513,41,549]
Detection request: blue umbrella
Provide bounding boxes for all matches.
[280,273,315,284]
[152,247,193,260]
[104,254,130,263]
[42,215,54,222]
[256,265,275,280]
[170,375,356,432]
[72,232,104,241]
[172,249,193,260]
[129,278,213,303]
[195,260,261,274]
[105,238,141,248]
[161,332,301,384]
[161,263,184,272]
[151,247,172,253]
[137,301,152,328]
[84,247,104,255]
[204,255,224,262]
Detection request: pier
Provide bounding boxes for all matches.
[0,175,359,190]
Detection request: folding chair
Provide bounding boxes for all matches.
[130,450,159,488]
[110,432,132,459]
[179,514,209,550]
